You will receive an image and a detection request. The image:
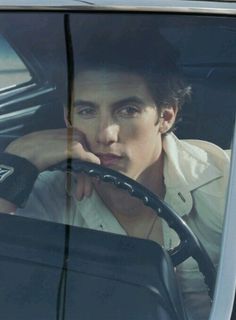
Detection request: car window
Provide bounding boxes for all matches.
[0,13,67,141]
[0,35,32,92]
[0,11,235,320]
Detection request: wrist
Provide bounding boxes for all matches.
[0,153,39,208]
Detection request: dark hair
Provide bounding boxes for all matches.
[71,14,191,126]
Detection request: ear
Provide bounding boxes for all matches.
[159,106,178,134]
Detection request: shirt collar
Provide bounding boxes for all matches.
[162,133,224,216]
[163,133,222,192]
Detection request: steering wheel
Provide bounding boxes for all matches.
[51,160,216,299]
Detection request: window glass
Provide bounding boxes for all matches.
[0,12,235,320]
[0,35,31,91]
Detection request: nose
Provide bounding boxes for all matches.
[96,119,119,145]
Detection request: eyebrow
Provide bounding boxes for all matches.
[73,99,98,108]
[74,96,146,109]
[112,96,146,108]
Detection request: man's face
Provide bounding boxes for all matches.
[70,69,165,180]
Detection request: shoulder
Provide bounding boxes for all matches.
[163,133,230,181]
[183,138,230,170]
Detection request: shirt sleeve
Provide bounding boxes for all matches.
[15,171,74,224]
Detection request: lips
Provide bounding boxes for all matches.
[96,153,122,166]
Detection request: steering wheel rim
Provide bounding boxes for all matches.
[50,160,216,299]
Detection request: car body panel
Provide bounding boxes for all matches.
[0,0,235,15]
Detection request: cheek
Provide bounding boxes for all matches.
[122,120,159,142]
[122,123,162,177]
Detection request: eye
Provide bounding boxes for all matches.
[118,105,140,117]
[75,106,96,118]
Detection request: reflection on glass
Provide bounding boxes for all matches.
[0,35,31,91]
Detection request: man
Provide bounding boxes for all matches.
[0,15,230,319]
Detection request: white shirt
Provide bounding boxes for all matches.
[17,133,230,320]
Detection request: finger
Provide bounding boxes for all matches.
[81,150,101,164]
[75,174,94,200]
[70,128,87,141]
[66,128,88,147]
[70,143,101,165]
[75,173,86,201]
[58,128,99,164]
[83,175,94,198]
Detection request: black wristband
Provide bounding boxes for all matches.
[0,153,39,208]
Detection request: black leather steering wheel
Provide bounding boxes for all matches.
[51,160,216,299]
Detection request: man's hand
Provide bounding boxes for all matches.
[74,173,95,200]
[0,128,100,209]
[5,128,100,171]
